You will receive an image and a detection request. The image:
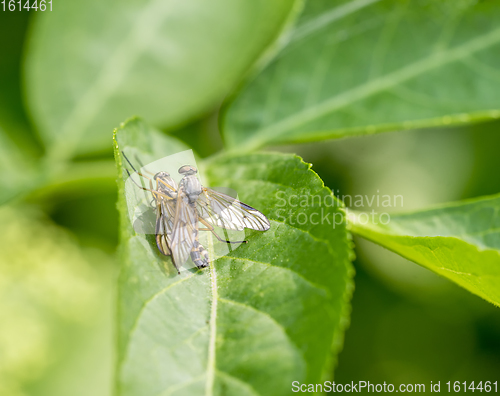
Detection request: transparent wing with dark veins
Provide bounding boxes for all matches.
[170,194,198,268]
[154,174,178,256]
[197,188,271,231]
[155,212,170,255]
[155,199,175,256]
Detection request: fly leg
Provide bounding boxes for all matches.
[122,151,157,192]
[199,218,247,244]
[122,151,162,210]
[133,154,156,178]
[127,152,178,195]
[124,169,172,201]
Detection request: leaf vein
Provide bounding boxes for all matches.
[120,269,202,371]
[224,256,331,297]
[218,297,298,351]
[215,369,262,396]
[157,374,205,396]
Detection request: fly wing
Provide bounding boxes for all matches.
[197,188,271,231]
[154,174,178,256]
[155,207,171,255]
[155,198,176,256]
[170,192,198,268]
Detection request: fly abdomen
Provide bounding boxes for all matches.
[190,240,209,269]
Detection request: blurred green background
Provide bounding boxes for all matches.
[1,4,499,395]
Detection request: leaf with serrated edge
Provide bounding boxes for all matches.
[114,118,353,396]
[223,0,500,150]
[349,194,500,307]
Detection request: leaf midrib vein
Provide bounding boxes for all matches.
[205,255,218,396]
[157,297,293,396]
[121,235,332,393]
[121,213,340,394]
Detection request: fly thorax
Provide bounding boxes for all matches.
[181,175,202,203]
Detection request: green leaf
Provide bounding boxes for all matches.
[348,194,500,307]
[25,0,299,160]
[222,0,500,150]
[0,11,39,157]
[114,118,353,395]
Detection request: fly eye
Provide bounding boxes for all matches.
[179,165,196,175]
[154,172,169,180]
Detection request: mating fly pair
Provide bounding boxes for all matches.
[122,152,270,274]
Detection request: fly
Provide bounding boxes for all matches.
[122,152,271,274]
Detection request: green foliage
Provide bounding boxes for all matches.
[0,206,113,396]
[349,194,500,306]
[25,0,299,159]
[2,0,500,393]
[222,0,500,150]
[114,118,353,396]
[0,11,35,155]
